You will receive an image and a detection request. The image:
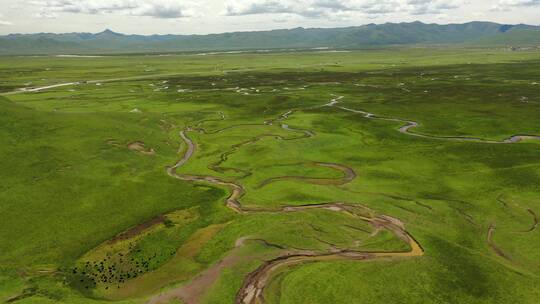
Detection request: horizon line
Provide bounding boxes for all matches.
[2,20,538,37]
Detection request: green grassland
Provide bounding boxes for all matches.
[0,48,539,304]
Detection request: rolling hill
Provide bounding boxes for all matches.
[1,21,539,55]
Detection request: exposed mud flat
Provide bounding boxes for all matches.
[147,237,249,304]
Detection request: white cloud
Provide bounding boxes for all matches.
[407,0,461,15]
[498,0,540,5]
[492,0,540,11]
[0,13,13,26]
[27,0,199,19]
[224,0,463,18]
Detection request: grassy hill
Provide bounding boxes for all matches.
[470,29,540,46]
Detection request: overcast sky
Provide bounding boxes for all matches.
[0,0,539,35]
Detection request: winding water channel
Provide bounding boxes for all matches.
[4,75,538,304]
[153,109,424,304]
[149,95,539,304]
[327,96,540,144]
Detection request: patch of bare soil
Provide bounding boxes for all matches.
[108,215,166,245]
[127,141,156,155]
[147,238,248,304]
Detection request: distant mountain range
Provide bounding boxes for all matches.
[1,21,540,55]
